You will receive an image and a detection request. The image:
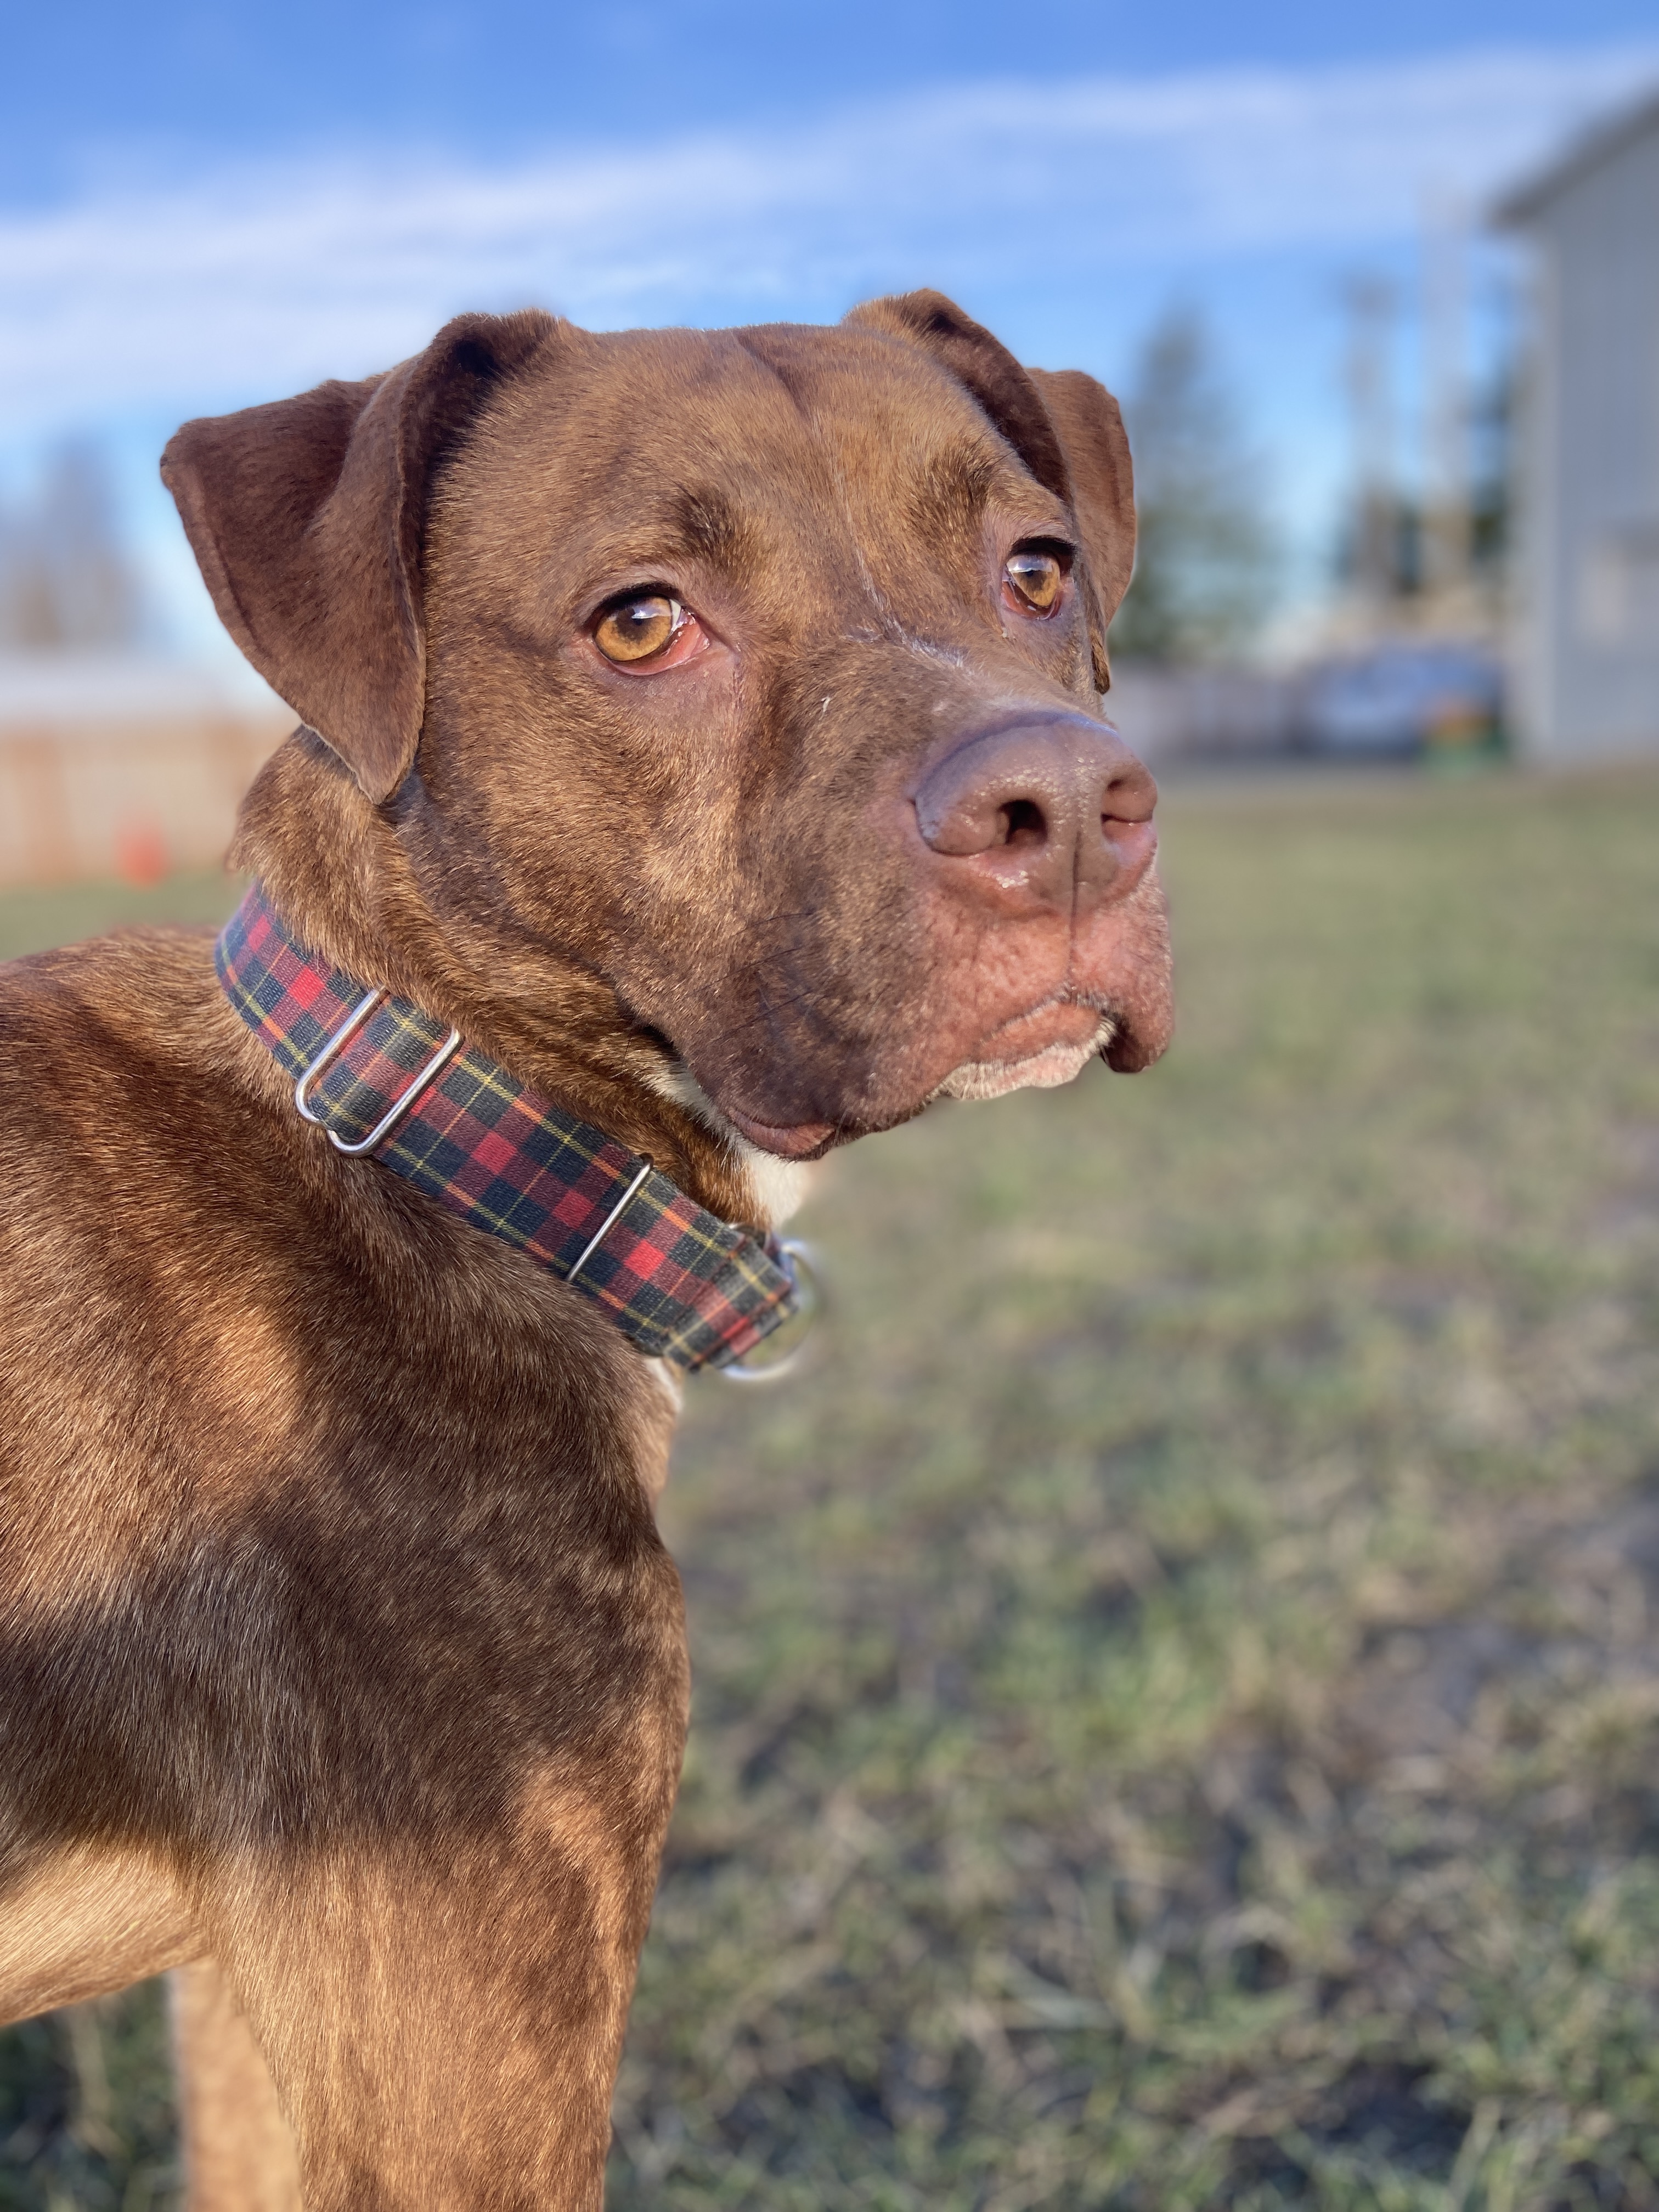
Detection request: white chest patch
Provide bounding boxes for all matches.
[643,1062,817,1229]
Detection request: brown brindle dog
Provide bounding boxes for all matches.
[0,291,1172,2208]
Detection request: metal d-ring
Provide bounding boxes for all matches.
[294,987,464,1156]
[719,1239,824,1384]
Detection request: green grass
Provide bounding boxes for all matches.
[4,766,1659,2209]
[0,872,242,965]
[0,1990,176,2212]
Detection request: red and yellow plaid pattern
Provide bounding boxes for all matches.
[216,885,798,1372]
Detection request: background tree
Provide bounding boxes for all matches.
[1109,307,1277,663]
[0,443,144,651]
[1467,359,1511,588]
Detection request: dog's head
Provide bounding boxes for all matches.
[166,294,1172,1167]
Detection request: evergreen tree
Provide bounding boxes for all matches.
[1109,308,1276,663]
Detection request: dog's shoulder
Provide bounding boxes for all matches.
[0,923,680,1523]
[0,924,233,1097]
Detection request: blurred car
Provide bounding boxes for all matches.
[1301,641,1504,757]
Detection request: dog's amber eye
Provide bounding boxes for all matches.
[1003,549,1065,616]
[594,593,682,664]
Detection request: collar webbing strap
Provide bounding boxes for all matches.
[215,884,798,1373]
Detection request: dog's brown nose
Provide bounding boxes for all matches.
[913,713,1158,909]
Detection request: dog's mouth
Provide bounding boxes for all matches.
[712,996,1118,1160]
[923,994,1114,1108]
[928,1014,1115,1104]
[644,1051,842,1163]
[718,1101,844,1159]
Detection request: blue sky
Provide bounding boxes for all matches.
[4,1,1657,665]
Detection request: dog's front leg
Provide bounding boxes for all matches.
[171,1959,303,2212]
[201,1759,679,2210]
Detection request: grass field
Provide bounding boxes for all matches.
[3,765,1657,2210]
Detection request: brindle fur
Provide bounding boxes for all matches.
[0,292,1171,2208]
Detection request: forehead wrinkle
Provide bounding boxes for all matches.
[810,405,1030,564]
[665,482,763,576]
[560,486,768,590]
[904,436,1001,544]
[724,330,971,626]
[731,329,822,427]
[725,357,897,627]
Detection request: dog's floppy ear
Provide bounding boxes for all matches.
[162,308,557,802]
[845,290,1135,690]
[1023,366,1137,655]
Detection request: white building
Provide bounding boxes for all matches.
[1497,91,1659,764]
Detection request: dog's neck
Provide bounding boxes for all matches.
[230,729,801,1232]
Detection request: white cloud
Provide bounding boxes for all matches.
[1,43,1652,434]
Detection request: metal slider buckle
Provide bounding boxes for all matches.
[294,988,464,1157]
[566,1159,654,1285]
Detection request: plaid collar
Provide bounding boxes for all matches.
[215,883,799,1373]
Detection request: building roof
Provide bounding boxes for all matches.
[0,650,283,732]
[1493,83,1659,225]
